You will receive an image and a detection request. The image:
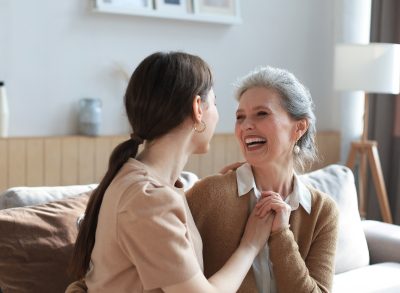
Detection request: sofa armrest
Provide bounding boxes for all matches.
[362,220,400,264]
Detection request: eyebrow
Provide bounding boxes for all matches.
[236,105,271,113]
[253,106,270,111]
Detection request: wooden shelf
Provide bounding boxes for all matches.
[93,5,241,25]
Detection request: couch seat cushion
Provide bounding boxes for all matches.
[333,262,400,293]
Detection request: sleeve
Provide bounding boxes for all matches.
[116,184,201,290]
[269,197,339,293]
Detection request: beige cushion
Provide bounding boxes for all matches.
[300,164,370,274]
[0,193,90,293]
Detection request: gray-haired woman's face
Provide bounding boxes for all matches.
[234,86,300,168]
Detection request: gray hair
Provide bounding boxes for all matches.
[234,66,318,172]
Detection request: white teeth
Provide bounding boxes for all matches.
[245,137,266,144]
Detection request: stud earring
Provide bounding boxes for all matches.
[293,142,300,154]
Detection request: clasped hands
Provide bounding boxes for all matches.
[243,190,292,253]
[255,191,291,233]
[219,162,292,248]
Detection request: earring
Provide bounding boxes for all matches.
[293,142,300,154]
[194,121,206,133]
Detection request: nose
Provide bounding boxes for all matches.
[241,117,255,131]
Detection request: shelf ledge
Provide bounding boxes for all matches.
[93,6,242,25]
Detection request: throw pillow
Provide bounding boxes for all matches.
[0,192,90,293]
[300,164,370,274]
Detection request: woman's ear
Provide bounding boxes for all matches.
[295,119,309,140]
[192,95,203,123]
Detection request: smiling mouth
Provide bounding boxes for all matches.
[245,137,267,149]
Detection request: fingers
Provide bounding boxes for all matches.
[254,191,291,218]
[218,161,246,174]
[255,193,281,211]
[260,190,282,199]
[257,201,288,218]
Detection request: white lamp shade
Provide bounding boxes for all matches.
[334,43,400,94]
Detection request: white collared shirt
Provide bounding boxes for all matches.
[236,163,312,293]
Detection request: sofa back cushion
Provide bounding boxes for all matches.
[0,192,90,293]
[0,172,198,210]
[300,164,370,274]
[0,184,97,210]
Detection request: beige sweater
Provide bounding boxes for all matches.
[186,171,339,293]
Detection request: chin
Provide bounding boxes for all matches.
[242,153,265,168]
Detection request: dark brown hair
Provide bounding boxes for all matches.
[70,52,213,279]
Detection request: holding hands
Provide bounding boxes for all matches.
[241,208,274,253]
[255,191,291,233]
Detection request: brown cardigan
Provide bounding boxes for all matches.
[186,171,339,293]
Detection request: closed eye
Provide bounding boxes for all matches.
[236,114,245,121]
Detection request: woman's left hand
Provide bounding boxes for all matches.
[255,191,291,233]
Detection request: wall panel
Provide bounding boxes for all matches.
[0,132,340,190]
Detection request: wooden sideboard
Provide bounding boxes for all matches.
[0,131,340,191]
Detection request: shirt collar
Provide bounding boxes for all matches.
[236,163,312,214]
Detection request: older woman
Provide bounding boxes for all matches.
[186,66,339,293]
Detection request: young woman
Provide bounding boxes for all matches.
[67,52,273,293]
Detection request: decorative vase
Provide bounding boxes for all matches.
[0,81,10,137]
[78,98,102,136]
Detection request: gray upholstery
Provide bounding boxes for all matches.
[333,263,400,293]
[0,184,97,209]
[301,165,370,274]
[302,165,400,293]
[0,172,198,210]
[362,220,400,264]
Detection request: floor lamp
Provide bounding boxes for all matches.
[334,43,400,224]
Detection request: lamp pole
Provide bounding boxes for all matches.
[335,43,399,223]
[346,92,393,223]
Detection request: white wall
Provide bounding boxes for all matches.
[0,0,337,137]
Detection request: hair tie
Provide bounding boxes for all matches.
[130,133,144,144]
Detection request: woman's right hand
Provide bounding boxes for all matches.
[240,208,274,254]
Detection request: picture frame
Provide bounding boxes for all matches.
[193,0,238,17]
[154,0,189,15]
[95,0,153,11]
[93,0,240,24]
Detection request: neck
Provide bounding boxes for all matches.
[136,129,192,186]
[252,161,294,199]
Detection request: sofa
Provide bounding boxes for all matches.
[0,165,399,293]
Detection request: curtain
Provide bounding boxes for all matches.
[367,0,400,224]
